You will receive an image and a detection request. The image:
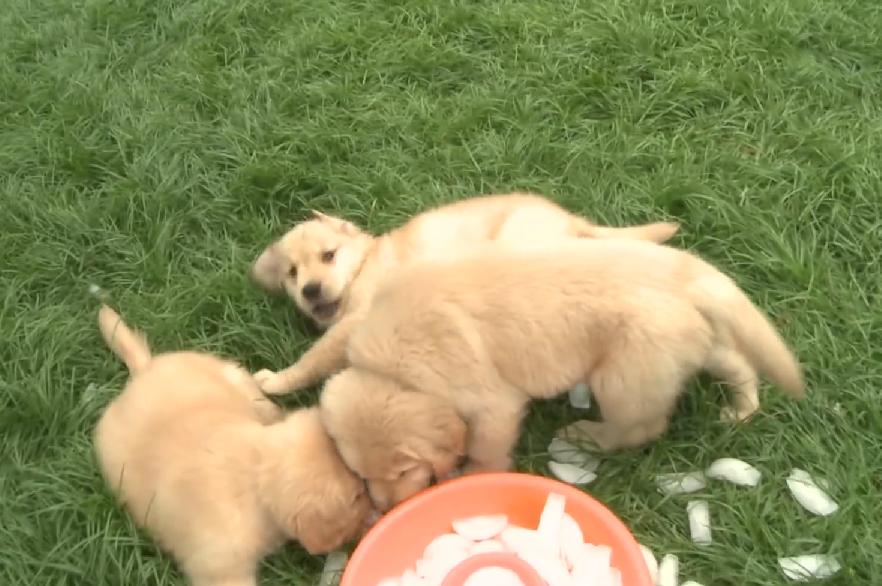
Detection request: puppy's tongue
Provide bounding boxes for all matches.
[312,300,340,320]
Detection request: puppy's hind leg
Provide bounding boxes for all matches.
[559,417,670,452]
[706,346,760,423]
[559,358,688,452]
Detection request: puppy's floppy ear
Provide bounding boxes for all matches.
[251,243,288,292]
[310,209,361,236]
[396,395,468,479]
[389,445,422,472]
[425,407,468,478]
[288,485,366,554]
[293,504,350,554]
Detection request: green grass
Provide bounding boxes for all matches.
[1,0,880,584]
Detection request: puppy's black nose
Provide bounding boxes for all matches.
[301,282,322,300]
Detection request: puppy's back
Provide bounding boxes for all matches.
[360,239,800,401]
[349,240,696,391]
[372,239,693,318]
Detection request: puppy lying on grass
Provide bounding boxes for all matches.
[318,239,804,511]
[93,305,371,586]
[250,192,678,395]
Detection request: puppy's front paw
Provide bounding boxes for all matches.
[719,405,756,423]
[254,369,289,395]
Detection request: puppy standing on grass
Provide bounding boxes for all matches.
[317,239,805,511]
[250,192,679,395]
[93,305,371,586]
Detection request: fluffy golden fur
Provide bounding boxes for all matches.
[93,306,371,586]
[319,239,804,510]
[250,192,679,395]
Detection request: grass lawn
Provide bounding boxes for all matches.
[2,0,880,584]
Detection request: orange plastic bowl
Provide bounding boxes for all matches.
[340,472,653,586]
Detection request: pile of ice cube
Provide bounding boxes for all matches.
[547,387,843,584]
[376,492,621,586]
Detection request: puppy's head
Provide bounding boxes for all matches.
[251,211,372,327]
[319,370,468,512]
[264,408,373,554]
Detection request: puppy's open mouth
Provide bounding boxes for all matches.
[311,299,340,321]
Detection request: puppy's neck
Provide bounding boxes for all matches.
[333,234,382,318]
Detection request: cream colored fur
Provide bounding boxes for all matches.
[93,306,371,586]
[251,192,679,394]
[318,239,804,510]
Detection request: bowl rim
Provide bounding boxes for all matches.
[341,471,653,586]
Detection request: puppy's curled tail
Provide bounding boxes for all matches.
[692,275,805,400]
[569,216,680,244]
[98,304,152,374]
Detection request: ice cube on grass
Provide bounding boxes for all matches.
[452,515,508,541]
[657,554,679,586]
[638,543,658,583]
[318,551,348,586]
[686,500,712,546]
[778,554,841,581]
[786,469,839,516]
[568,383,592,409]
[706,458,761,487]
[547,438,601,471]
[656,472,707,495]
[548,461,597,485]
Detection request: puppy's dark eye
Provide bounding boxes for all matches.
[288,265,298,279]
[321,249,336,263]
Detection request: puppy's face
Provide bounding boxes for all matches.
[319,370,468,512]
[251,212,371,327]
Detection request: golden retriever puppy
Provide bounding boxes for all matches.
[250,192,679,395]
[93,305,371,586]
[318,239,804,510]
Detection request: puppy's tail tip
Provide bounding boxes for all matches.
[695,274,806,402]
[573,218,680,244]
[88,283,112,302]
[98,304,152,373]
